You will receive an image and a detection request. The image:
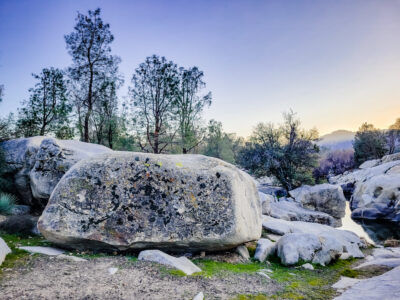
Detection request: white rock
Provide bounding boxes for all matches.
[108,267,118,275]
[138,250,201,275]
[236,245,250,260]
[0,237,11,266]
[259,268,273,273]
[263,216,365,265]
[18,246,65,256]
[193,292,204,300]
[351,174,400,222]
[301,263,314,270]
[254,238,275,262]
[332,276,363,290]
[257,271,270,279]
[334,266,400,299]
[56,254,87,262]
[276,233,322,266]
[289,184,346,219]
[339,253,351,260]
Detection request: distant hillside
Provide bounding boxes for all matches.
[318,130,355,150]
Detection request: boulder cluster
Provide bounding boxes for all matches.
[330,153,400,222]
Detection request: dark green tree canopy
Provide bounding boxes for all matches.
[16,68,70,137]
[238,111,319,191]
[353,122,387,166]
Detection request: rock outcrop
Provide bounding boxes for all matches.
[289,184,346,220]
[1,137,111,207]
[38,152,261,251]
[263,196,338,227]
[351,174,400,222]
[262,216,365,265]
[334,266,400,300]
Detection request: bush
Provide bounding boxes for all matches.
[0,215,35,236]
[238,111,319,191]
[313,149,355,182]
[0,192,16,215]
[353,123,387,166]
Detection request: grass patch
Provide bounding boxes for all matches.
[0,232,50,278]
[193,259,263,277]
[340,268,360,278]
[0,193,16,215]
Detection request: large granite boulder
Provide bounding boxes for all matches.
[329,154,400,197]
[264,197,338,227]
[38,152,261,251]
[262,216,365,265]
[1,137,111,207]
[289,184,346,219]
[351,174,400,222]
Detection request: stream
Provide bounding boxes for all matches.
[339,202,400,245]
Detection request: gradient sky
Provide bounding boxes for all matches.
[0,0,399,137]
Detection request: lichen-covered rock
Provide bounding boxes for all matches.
[289,184,346,219]
[351,174,400,222]
[38,152,261,251]
[1,137,111,207]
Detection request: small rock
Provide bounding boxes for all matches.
[0,237,11,266]
[108,267,118,275]
[193,292,204,300]
[138,250,201,275]
[257,271,271,279]
[259,268,273,273]
[301,263,314,270]
[235,245,250,261]
[200,251,205,257]
[18,246,65,256]
[254,238,275,262]
[10,205,31,215]
[56,254,87,262]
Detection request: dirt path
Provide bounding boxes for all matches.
[0,255,281,300]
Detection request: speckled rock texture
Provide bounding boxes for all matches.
[1,137,111,208]
[38,152,261,251]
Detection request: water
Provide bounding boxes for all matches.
[339,202,400,245]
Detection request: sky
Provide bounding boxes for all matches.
[0,0,399,137]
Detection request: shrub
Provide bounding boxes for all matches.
[353,123,387,166]
[238,111,319,191]
[313,149,355,182]
[0,192,16,215]
[0,215,35,236]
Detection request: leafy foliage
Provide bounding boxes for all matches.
[353,123,387,166]
[0,193,16,214]
[66,8,122,143]
[238,112,319,190]
[313,149,355,182]
[16,68,71,137]
[200,120,243,164]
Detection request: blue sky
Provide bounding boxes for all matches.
[0,0,399,136]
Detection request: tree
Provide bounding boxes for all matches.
[201,120,242,164]
[0,84,3,103]
[175,67,212,153]
[387,118,400,154]
[130,55,179,153]
[238,111,319,191]
[16,68,70,137]
[353,123,387,166]
[65,8,121,142]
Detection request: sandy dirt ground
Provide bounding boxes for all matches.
[0,255,282,300]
